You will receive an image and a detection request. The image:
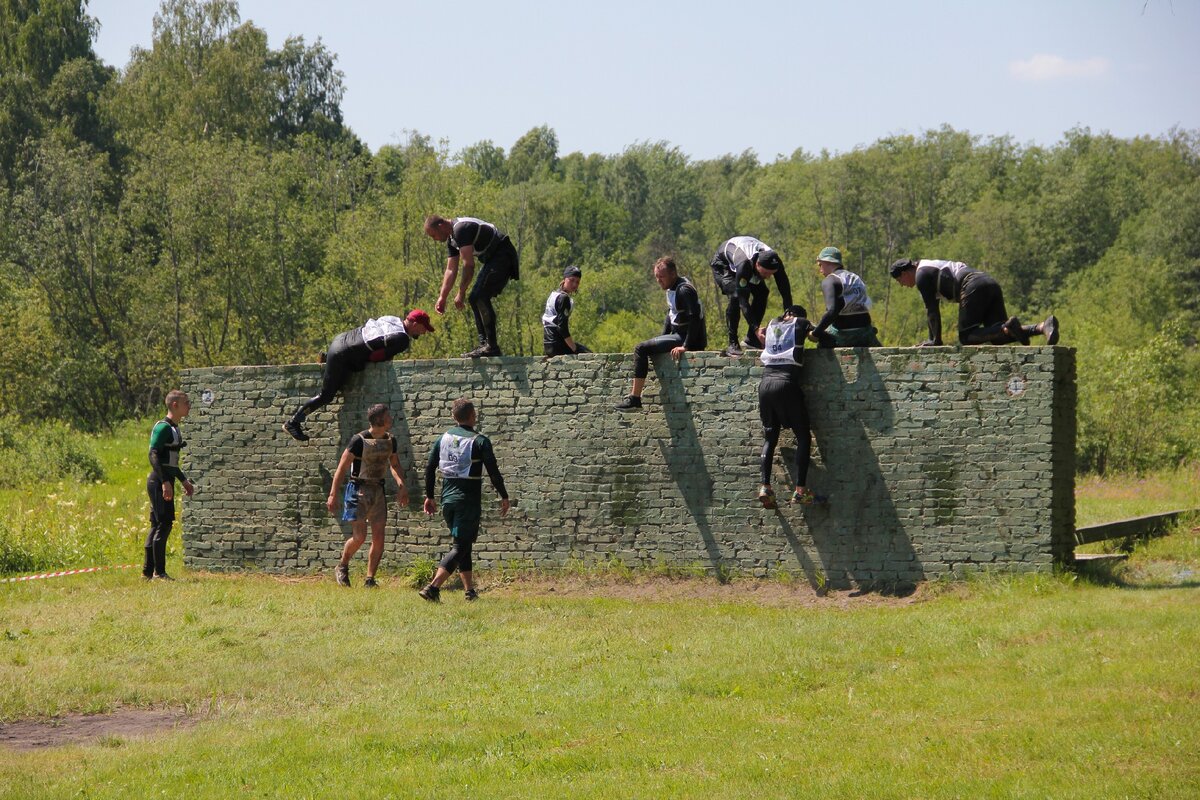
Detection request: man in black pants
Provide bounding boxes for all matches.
[813,246,882,347]
[145,390,195,580]
[756,307,831,508]
[615,256,707,411]
[888,258,1059,346]
[543,265,590,356]
[282,310,433,442]
[710,236,792,356]
[420,398,510,602]
[424,214,521,358]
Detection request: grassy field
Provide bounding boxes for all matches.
[1,430,1198,798]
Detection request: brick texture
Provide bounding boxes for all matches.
[180,347,1076,588]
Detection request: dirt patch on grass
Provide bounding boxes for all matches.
[0,708,196,751]
[478,574,926,608]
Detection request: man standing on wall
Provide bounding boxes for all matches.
[888,258,1059,346]
[755,307,831,508]
[543,265,590,356]
[710,236,793,356]
[424,214,521,358]
[420,398,510,602]
[282,310,434,442]
[144,390,195,580]
[615,256,708,411]
[326,403,409,588]
[813,247,882,347]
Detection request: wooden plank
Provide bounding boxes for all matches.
[1074,509,1197,545]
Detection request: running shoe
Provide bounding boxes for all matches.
[790,489,829,506]
[615,395,643,412]
[363,576,378,589]
[282,419,309,442]
[757,485,777,509]
[418,584,441,602]
[1042,315,1059,346]
[464,588,479,601]
[724,343,743,357]
[335,564,351,587]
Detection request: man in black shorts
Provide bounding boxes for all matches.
[813,247,882,347]
[327,403,409,588]
[424,214,521,358]
[756,307,831,508]
[420,398,510,602]
[888,259,1059,345]
[710,236,793,356]
[615,257,707,411]
[282,310,433,442]
[542,265,590,356]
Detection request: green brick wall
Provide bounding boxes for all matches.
[180,347,1076,588]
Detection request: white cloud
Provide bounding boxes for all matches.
[1009,54,1110,81]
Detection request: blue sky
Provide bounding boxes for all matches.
[89,0,1200,160]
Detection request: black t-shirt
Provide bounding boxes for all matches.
[447,217,507,259]
[347,431,398,480]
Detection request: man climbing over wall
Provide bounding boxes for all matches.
[888,258,1059,346]
[615,256,708,411]
[543,265,590,356]
[420,398,510,602]
[326,403,410,588]
[813,247,882,347]
[424,214,521,358]
[710,235,793,356]
[756,307,832,508]
[282,310,434,442]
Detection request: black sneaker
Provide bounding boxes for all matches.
[363,576,378,589]
[461,345,487,358]
[335,564,351,587]
[741,335,763,350]
[418,584,441,602]
[724,343,743,357]
[1041,315,1059,346]
[615,395,643,412]
[478,345,502,357]
[152,573,175,581]
[464,588,479,601]
[283,419,309,442]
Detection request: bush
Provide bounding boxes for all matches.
[0,416,106,489]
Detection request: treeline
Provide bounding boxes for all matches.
[1,0,1198,473]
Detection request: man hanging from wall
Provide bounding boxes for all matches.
[888,258,1059,346]
[282,310,434,442]
[424,214,521,358]
[710,235,793,356]
[756,307,832,508]
[812,247,882,347]
[615,256,708,411]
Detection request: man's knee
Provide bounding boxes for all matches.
[762,424,781,444]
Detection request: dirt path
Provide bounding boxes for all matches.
[0,708,195,751]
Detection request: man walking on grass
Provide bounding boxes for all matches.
[420,398,510,602]
[327,403,410,588]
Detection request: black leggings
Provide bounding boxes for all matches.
[439,535,477,573]
[144,474,175,577]
[632,334,684,379]
[469,244,517,346]
[758,372,811,486]
[297,330,364,418]
[712,264,769,345]
[958,274,1015,344]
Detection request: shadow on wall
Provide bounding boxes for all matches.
[654,355,726,578]
[787,349,919,593]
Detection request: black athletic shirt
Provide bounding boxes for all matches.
[347,431,398,481]
[664,276,706,350]
[714,236,793,307]
[913,259,979,342]
[542,289,573,349]
[447,217,507,260]
[815,271,873,332]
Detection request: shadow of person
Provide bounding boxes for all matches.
[791,347,920,594]
[652,354,730,580]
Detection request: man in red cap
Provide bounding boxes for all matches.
[283,310,434,442]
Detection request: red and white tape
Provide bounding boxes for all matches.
[1,564,135,584]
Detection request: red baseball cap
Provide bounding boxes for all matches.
[406,309,434,332]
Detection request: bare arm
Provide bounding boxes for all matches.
[435,255,460,315]
[388,452,409,508]
[454,246,476,309]
[326,449,355,514]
